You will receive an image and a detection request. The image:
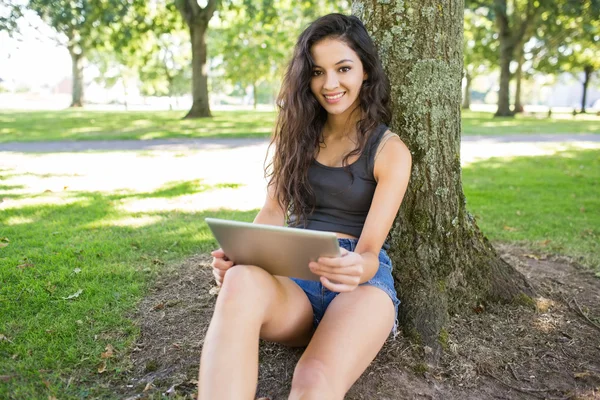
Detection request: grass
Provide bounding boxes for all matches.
[1,143,598,398]
[0,173,256,399]
[463,148,600,271]
[0,110,276,142]
[461,111,600,135]
[1,109,599,143]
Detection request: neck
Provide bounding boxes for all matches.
[323,106,361,140]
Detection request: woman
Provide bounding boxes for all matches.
[200,13,412,399]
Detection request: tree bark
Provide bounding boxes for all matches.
[68,47,84,108]
[176,0,219,119]
[354,0,533,360]
[513,46,524,113]
[462,71,472,110]
[581,65,592,113]
[494,0,514,117]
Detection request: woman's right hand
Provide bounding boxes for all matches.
[210,248,234,286]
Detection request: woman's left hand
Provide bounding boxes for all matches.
[308,248,364,292]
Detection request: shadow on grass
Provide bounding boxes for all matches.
[0,177,256,399]
[463,147,600,270]
[0,110,276,142]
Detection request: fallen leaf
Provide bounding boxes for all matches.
[423,346,433,354]
[101,344,114,359]
[0,375,14,382]
[42,380,51,388]
[538,239,551,247]
[524,254,540,260]
[0,334,13,343]
[209,286,220,296]
[0,237,9,242]
[574,371,592,379]
[75,320,83,325]
[0,243,8,248]
[17,263,34,269]
[63,186,68,191]
[62,289,83,300]
[473,304,485,314]
[143,382,153,392]
[49,396,57,400]
[43,189,53,193]
[97,360,106,373]
[516,210,521,216]
[503,226,518,232]
[153,303,165,310]
[73,268,82,274]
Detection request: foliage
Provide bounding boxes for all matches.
[209,0,349,104]
[531,1,600,92]
[463,7,497,79]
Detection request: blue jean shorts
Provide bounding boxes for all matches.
[290,238,400,337]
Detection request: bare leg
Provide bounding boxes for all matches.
[198,265,314,400]
[288,286,394,399]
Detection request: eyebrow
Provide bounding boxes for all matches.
[313,59,355,68]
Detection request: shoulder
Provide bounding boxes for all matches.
[373,129,412,181]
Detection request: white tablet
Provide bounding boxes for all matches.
[205,218,340,281]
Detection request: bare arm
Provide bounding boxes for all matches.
[253,183,286,226]
[355,132,412,282]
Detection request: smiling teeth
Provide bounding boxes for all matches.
[324,93,344,100]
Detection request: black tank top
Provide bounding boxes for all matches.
[288,123,391,249]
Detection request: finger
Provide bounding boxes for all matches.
[320,276,357,293]
[213,268,225,284]
[309,262,360,276]
[339,248,349,256]
[212,259,234,271]
[211,249,230,261]
[316,270,360,286]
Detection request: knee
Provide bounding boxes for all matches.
[290,358,339,399]
[217,265,273,309]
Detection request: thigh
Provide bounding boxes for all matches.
[296,285,395,394]
[257,274,315,347]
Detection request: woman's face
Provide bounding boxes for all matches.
[310,38,367,117]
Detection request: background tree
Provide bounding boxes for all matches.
[175,0,219,119]
[531,1,600,113]
[210,0,348,108]
[352,0,533,359]
[463,8,497,109]
[0,0,142,107]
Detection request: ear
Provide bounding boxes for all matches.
[363,72,368,82]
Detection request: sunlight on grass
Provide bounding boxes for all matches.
[5,216,36,225]
[0,164,255,398]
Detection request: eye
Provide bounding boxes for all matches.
[339,66,351,73]
[312,70,323,76]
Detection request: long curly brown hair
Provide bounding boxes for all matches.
[266,13,391,225]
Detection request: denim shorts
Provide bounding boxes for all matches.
[290,238,400,337]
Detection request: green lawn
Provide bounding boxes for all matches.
[463,148,600,271]
[1,109,599,142]
[0,175,256,399]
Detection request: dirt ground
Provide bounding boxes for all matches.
[110,243,600,400]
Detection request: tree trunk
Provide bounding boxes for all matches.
[68,47,84,108]
[354,0,533,360]
[494,0,514,117]
[513,46,524,113]
[176,0,219,119]
[462,71,472,110]
[253,82,258,109]
[581,65,592,113]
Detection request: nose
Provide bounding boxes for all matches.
[323,73,339,91]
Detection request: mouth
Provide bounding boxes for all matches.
[323,92,346,103]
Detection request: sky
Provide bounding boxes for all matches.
[0,10,71,88]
